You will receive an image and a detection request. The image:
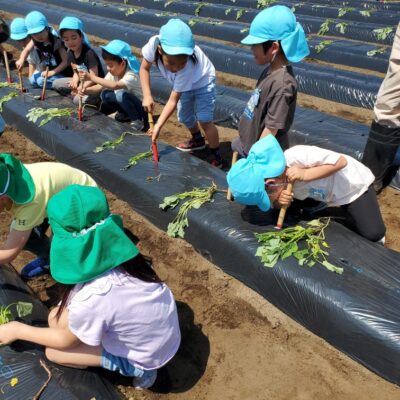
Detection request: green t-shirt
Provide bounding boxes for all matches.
[11,162,97,231]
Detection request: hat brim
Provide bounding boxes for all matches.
[241,34,269,45]
[160,44,194,56]
[10,33,28,41]
[233,189,271,212]
[27,26,46,35]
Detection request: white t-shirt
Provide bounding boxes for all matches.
[27,49,41,67]
[284,146,375,206]
[104,68,143,100]
[68,268,181,370]
[141,35,215,92]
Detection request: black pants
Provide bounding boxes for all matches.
[23,219,51,260]
[342,185,386,242]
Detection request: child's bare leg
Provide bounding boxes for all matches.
[199,121,219,149]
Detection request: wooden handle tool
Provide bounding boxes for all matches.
[275,182,293,229]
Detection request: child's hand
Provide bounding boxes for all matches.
[0,321,19,345]
[278,189,294,207]
[77,87,86,97]
[16,57,24,71]
[69,79,79,90]
[286,166,305,182]
[142,96,155,113]
[148,124,160,143]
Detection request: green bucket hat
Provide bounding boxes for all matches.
[47,185,139,284]
[0,154,35,204]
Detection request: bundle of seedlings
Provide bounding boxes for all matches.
[0,91,18,112]
[160,182,217,238]
[26,107,75,127]
[255,218,343,274]
[121,150,152,170]
[0,302,33,325]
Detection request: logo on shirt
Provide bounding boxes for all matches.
[243,88,260,120]
[309,188,327,201]
[16,219,27,226]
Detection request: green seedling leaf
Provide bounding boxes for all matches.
[366,47,386,57]
[94,131,130,153]
[257,0,276,9]
[338,7,355,17]
[360,10,373,17]
[165,0,179,7]
[240,27,249,33]
[225,8,233,15]
[315,40,333,53]
[0,92,18,112]
[0,82,19,88]
[317,19,332,36]
[123,6,142,16]
[26,107,75,126]
[155,11,178,16]
[16,302,33,318]
[322,260,343,275]
[195,2,208,16]
[121,150,152,170]
[373,27,394,41]
[236,8,248,20]
[336,22,348,34]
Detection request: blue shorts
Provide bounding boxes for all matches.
[101,349,156,380]
[177,79,216,129]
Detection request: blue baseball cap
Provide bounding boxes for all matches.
[101,40,140,73]
[10,18,28,41]
[241,5,309,63]
[227,135,286,211]
[25,11,48,35]
[0,114,5,136]
[159,19,194,56]
[59,16,90,46]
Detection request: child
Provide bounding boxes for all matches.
[232,6,309,157]
[80,39,147,131]
[140,19,222,167]
[0,154,97,277]
[53,16,104,107]
[0,185,181,389]
[10,17,40,80]
[227,135,386,242]
[24,11,69,88]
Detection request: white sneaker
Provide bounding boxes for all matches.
[133,370,157,390]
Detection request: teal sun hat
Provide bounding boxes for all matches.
[227,135,286,211]
[59,16,90,46]
[0,154,35,204]
[47,185,139,285]
[10,18,28,41]
[159,19,195,56]
[101,40,140,73]
[25,11,48,35]
[241,5,309,63]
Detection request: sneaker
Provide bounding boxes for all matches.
[130,119,145,131]
[176,137,206,152]
[20,257,50,279]
[115,111,131,123]
[133,370,157,390]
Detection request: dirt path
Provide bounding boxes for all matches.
[1,125,399,400]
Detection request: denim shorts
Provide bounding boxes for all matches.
[177,79,216,129]
[101,349,155,380]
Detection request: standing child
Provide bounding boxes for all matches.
[227,135,386,242]
[10,18,40,80]
[0,185,181,389]
[24,11,69,88]
[80,39,147,130]
[53,16,104,107]
[232,6,309,157]
[140,19,222,167]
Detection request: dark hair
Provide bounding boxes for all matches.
[262,40,285,57]
[101,48,124,64]
[55,252,162,320]
[59,28,83,38]
[154,45,197,66]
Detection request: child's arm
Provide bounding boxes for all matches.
[28,63,36,78]
[150,90,181,142]
[83,70,127,91]
[16,40,34,70]
[45,47,68,77]
[260,127,278,139]
[286,155,348,182]
[139,58,155,113]
[0,320,80,349]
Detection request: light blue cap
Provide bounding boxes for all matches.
[227,135,286,211]
[25,11,48,35]
[0,114,5,135]
[10,18,28,41]
[59,16,90,46]
[241,5,309,63]
[101,40,140,73]
[159,19,194,56]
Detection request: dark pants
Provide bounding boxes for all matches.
[100,89,145,122]
[23,219,50,260]
[342,185,386,242]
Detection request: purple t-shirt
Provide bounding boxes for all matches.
[68,268,181,370]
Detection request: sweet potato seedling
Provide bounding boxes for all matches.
[0,302,33,325]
